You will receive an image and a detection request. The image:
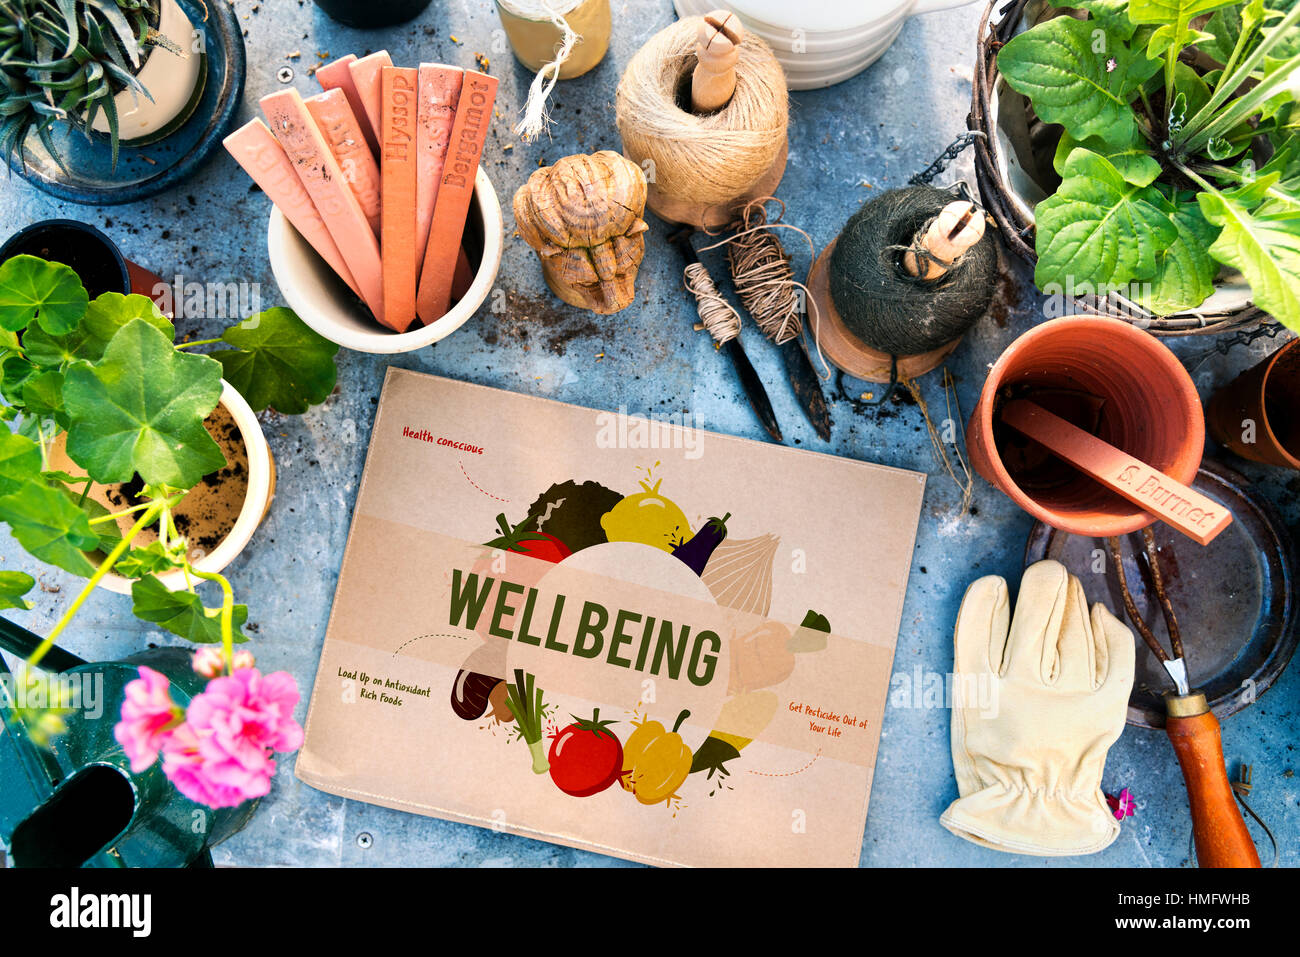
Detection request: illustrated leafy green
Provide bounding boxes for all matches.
[998,16,1159,145]
[0,481,98,576]
[210,307,339,415]
[1033,149,1178,293]
[131,575,249,644]
[0,255,88,334]
[62,319,226,489]
[0,570,35,612]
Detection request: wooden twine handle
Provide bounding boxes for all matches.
[1166,702,1262,868]
[903,200,987,281]
[691,11,743,113]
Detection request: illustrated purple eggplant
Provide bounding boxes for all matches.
[672,512,731,577]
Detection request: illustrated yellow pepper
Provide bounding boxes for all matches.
[620,709,693,805]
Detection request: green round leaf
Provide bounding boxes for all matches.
[130,574,249,644]
[23,292,174,369]
[212,307,339,414]
[0,432,41,496]
[0,481,98,577]
[62,318,226,489]
[0,570,36,611]
[0,255,89,334]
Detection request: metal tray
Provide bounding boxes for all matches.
[1025,460,1298,729]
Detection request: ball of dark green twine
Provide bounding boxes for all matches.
[828,185,996,356]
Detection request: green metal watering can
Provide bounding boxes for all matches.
[0,618,256,867]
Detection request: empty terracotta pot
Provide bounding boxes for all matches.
[1206,337,1300,470]
[967,316,1205,537]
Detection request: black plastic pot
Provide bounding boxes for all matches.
[0,220,130,298]
[314,0,433,27]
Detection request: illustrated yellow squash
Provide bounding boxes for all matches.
[620,709,693,805]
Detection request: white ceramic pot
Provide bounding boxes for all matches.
[99,381,275,596]
[672,0,977,88]
[267,167,503,354]
[89,0,206,143]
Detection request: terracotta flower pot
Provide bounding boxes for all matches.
[1206,337,1300,471]
[967,316,1205,537]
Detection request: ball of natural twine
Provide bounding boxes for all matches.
[615,18,788,210]
[829,185,997,356]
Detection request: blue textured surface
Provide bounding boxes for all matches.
[1,0,1296,868]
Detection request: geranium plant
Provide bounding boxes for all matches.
[0,253,337,805]
[998,0,1300,329]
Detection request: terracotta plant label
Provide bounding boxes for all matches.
[380,66,420,332]
[305,89,383,235]
[347,51,394,154]
[1001,400,1232,545]
[296,369,926,867]
[223,118,362,298]
[415,70,498,324]
[260,88,386,323]
[315,54,378,153]
[416,64,463,275]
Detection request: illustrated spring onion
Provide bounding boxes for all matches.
[504,669,550,774]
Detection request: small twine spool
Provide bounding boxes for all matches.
[615,18,788,214]
[828,185,996,357]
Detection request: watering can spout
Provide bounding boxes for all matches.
[9,764,137,867]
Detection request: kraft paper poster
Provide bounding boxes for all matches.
[296,368,926,867]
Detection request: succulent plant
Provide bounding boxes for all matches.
[0,0,166,170]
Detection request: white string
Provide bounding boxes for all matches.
[512,1,581,142]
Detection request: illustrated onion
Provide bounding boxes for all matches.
[700,533,780,615]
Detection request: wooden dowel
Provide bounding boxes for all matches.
[691,11,742,114]
[902,200,987,280]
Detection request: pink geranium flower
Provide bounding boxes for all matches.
[161,668,304,809]
[113,666,182,773]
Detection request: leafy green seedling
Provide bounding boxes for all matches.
[998,0,1300,328]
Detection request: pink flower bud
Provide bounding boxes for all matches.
[232,650,256,671]
[192,647,224,678]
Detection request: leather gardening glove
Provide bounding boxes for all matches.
[941,560,1135,856]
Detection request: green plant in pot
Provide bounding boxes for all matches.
[997,0,1300,332]
[1,0,208,170]
[0,252,337,820]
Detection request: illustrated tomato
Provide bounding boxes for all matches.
[486,512,572,564]
[547,709,623,797]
